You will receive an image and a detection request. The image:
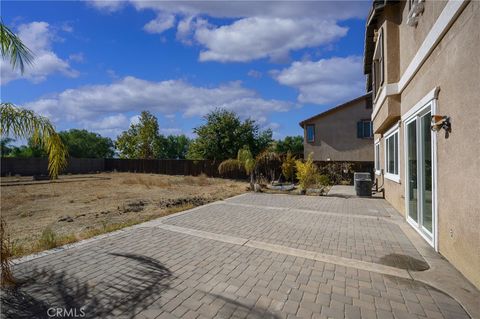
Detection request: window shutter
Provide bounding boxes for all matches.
[357,121,363,138]
[379,32,384,86]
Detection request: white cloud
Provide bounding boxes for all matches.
[247,70,262,79]
[129,115,140,126]
[103,1,368,20]
[68,52,84,63]
[84,113,129,130]
[88,0,125,13]
[195,17,347,63]
[160,127,183,136]
[0,21,79,85]
[272,56,365,105]
[88,1,369,62]
[80,113,130,137]
[143,13,176,34]
[25,76,292,133]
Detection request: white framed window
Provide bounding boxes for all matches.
[384,124,400,183]
[375,141,381,175]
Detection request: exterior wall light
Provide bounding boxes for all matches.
[407,0,425,26]
[431,115,451,138]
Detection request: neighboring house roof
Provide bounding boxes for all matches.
[298,92,372,128]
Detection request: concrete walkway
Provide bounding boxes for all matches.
[3,193,479,319]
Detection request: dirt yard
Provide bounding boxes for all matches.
[0,172,247,256]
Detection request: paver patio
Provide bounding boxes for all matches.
[2,190,478,319]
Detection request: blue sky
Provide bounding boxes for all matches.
[1,1,370,140]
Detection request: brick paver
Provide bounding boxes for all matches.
[163,197,425,268]
[1,194,470,319]
[225,193,392,217]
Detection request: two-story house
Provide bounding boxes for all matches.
[364,0,479,288]
[299,93,374,163]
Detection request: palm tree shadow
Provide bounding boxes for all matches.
[206,293,281,319]
[1,253,172,319]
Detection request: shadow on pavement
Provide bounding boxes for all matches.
[207,293,281,319]
[379,253,430,271]
[1,253,172,319]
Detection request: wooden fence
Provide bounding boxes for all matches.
[0,158,105,176]
[1,157,373,183]
[104,159,245,178]
[0,157,245,179]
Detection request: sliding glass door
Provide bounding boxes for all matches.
[405,104,434,244]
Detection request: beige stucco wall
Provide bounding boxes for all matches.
[374,1,480,288]
[303,99,373,162]
[372,95,400,134]
[400,0,480,289]
[398,0,448,75]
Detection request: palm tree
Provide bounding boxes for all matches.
[0,21,67,179]
[218,146,281,191]
[1,103,68,178]
[219,146,256,190]
[0,20,34,72]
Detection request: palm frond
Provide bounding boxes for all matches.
[256,150,281,165]
[218,159,243,175]
[0,21,34,74]
[237,147,255,174]
[0,103,68,179]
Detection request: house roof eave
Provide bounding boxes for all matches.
[298,92,372,127]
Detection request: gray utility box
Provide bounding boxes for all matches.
[354,172,372,197]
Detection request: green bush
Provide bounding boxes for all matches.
[316,174,331,186]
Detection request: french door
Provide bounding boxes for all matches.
[405,102,436,247]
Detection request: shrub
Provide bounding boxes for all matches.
[256,150,282,182]
[38,227,57,250]
[318,162,354,185]
[1,218,15,287]
[295,153,320,191]
[281,151,296,183]
[316,174,331,186]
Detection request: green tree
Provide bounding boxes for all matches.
[162,135,190,159]
[255,129,274,156]
[59,129,114,158]
[8,137,46,158]
[0,138,15,157]
[187,109,273,161]
[116,111,162,159]
[274,135,304,155]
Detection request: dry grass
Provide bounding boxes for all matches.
[1,218,15,287]
[0,172,247,257]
